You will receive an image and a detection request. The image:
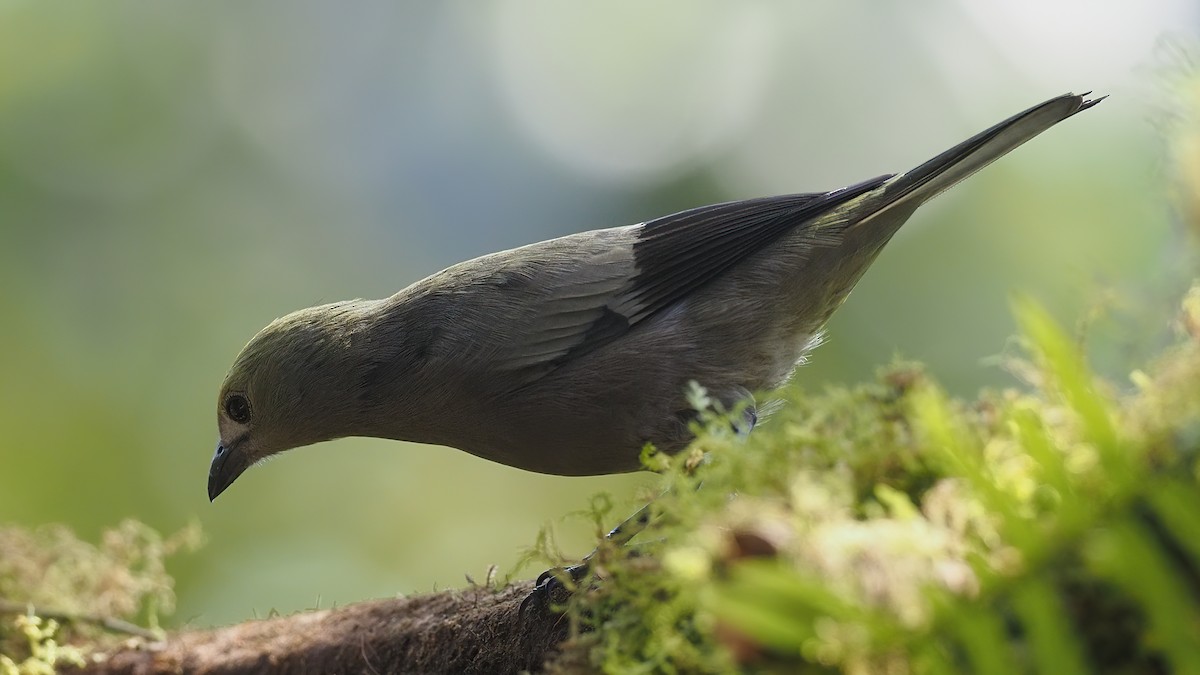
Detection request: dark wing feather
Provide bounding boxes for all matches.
[496,177,892,384]
[617,175,892,325]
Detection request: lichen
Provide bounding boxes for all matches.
[0,520,203,671]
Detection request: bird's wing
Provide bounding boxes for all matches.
[489,92,1104,388]
[492,178,891,386]
[616,178,890,325]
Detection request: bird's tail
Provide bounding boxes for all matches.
[872,92,1104,218]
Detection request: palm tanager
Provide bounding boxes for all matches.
[209,92,1102,501]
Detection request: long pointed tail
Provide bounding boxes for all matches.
[876,92,1104,216]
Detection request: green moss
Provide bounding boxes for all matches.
[539,284,1200,674]
[0,520,202,671]
[0,616,85,675]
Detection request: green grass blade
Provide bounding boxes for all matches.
[1010,576,1089,675]
[949,606,1016,675]
[1089,519,1200,673]
[1012,296,1125,479]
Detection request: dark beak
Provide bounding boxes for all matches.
[208,440,248,502]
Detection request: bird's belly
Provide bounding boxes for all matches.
[455,300,825,476]
[459,417,649,476]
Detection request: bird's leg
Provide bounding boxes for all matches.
[522,491,663,616]
[521,396,758,615]
[521,501,655,615]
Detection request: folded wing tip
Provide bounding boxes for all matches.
[1075,91,1108,112]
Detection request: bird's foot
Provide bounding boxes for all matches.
[519,561,591,617]
[519,501,657,618]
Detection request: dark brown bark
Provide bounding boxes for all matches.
[74,582,573,675]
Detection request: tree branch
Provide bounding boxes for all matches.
[74,582,571,675]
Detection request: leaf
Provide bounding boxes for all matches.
[1010,576,1089,675]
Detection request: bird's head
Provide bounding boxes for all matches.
[208,300,383,501]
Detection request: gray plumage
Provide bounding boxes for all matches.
[209,92,1102,500]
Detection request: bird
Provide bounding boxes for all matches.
[208,92,1102,504]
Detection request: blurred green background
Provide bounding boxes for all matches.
[0,1,1195,627]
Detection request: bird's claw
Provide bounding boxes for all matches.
[519,562,590,617]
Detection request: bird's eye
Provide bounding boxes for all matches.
[224,394,251,424]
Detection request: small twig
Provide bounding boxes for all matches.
[0,599,161,641]
[360,635,382,675]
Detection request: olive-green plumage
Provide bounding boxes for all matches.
[209,92,1102,500]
